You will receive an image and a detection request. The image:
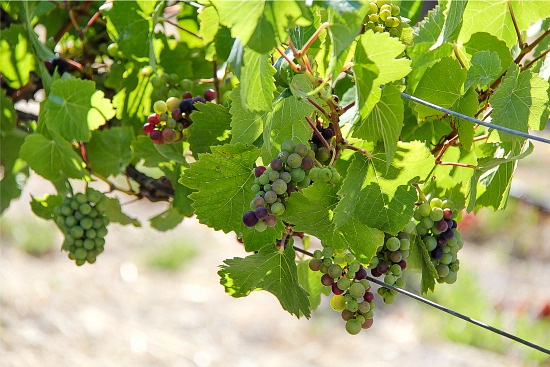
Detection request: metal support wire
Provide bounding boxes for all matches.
[399,91,550,145]
[292,246,550,355]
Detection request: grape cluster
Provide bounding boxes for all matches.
[53,190,109,266]
[242,140,317,231]
[143,90,215,145]
[364,1,403,37]
[310,121,334,165]
[149,72,192,101]
[368,220,415,304]
[309,246,375,335]
[413,198,463,284]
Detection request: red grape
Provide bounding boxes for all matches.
[242,211,259,227]
[204,88,216,101]
[143,122,154,134]
[148,114,159,124]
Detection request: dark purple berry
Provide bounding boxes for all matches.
[172,108,183,121]
[242,211,259,227]
[376,262,388,274]
[437,237,447,247]
[321,273,334,286]
[255,206,268,220]
[301,157,314,170]
[322,128,334,139]
[332,283,344,295]
[255,166,267,177]
[182,117,193,128]
[192,96,205,109]
[431,247,444,260]
[371,268,381,277]
[204,88,216,101]
[442,228,455,240]
[364,291,374,302]
[270,159,283,172]
[179,99,193,114]
[355,266,367,280]
[451,220,458,229]
[398,260,407,270]
[435,220,448,232]
[149,130,162,142]
[264,215,277,227]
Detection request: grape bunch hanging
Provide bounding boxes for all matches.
[53,189,109,266]
[363,1,404,37]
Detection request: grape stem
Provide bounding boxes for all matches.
[306,97,331,120]
[507,1,524,48]
[452,44,465,69]
[275,47,302,72]
[343,144,373,159]
[160,18,203,39]
[437,161,476,168]
[305,116,331,151]
[340,101,356,115]
[521,48,550,71]
[412,183,428,202]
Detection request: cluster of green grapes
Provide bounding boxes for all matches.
[368,220,415,304]
[53,189,109,266]
[364,1,403,36]
[309,246,375,335]
[414,198,463,283]
[242,140,316,231]
[144,90,215,145]
[149,72,193,102]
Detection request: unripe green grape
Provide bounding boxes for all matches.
[318,168,332,182]
[290,168,306,182]
[254,220,267,232]
[346,319,362,335]
[380,4,391,12]
[259,174,270,185]
[383,293,396,304]
[445,271,458,284]
[418,202,431,217]
[319,264,329,273]
[271,179,287,195]
[75,258,86,266]
[368,2,378,14]
[333,255,346,266]
[159,112,168,121]
[166,118,177,129]
[294,144,309,157]
[328,264,343,278]
[399,238,410,250]
[107,43,118,57]
[84,239,95,250]
[153,100,167,114]
[391,4,400,15]
[337,277,351,291]
[348,261,360,274]
[358,301,371,314]
[440,253,453,265]
[368,256,379,269]
[278,171,290,184]
[401,250,409,259]
[384,274,395,285]
[390,264,402,276]
[385,236,400,251]
[166,97,180,112]
[251,184,261,193]
[329,172,341,184]
[391,17,400,27]
[65,216,77,227]
[385,16,396,27]
[61,205,73,216]
[309,167,320,181]
[379,9,391,21]
[281,140,296,154]
[271,202,285,216]
[306,149,316,159]
[395,278,405,288]
[430,197,443,208]
[374,24,385,32]
[424,236,437,251]
[80,217,93,230]
[313,249,322,259]
[346,299,359,312]
[97,227,108,238]
[359,279,370,290]
[287,153,302,168]
[430,207,444,221]
[278,151,290,163]
[369,13,379,23]
[267,170,278,181]
[85,228,97,239]
[344,253,355,263]
[316,147,331,162]
[75,248,87,260]
[349,282,366,298]
[355,314,366,325]
[436,264,450,278]
[264,191,278,204]
[309,258,322,271]
[421,217,434,229]
[330,295,346,311]
[323,257,333,267]
[297,176,311,188]
[70,226,84,239]
[263,184,272,191]
[403,220,415,234]
[389,251,402,263]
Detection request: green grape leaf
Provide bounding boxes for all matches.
[157,37,193,79]
[180,143,281,251]
[464,51,501,91]
[150,207,185,232]
[105,1,152,58]
[0,24,35,88]
[30,194,62,220]
[214,27,234,62]
[240,49,276,112]
[211,1,265,46]
[452,87,478,151]
[247,15,278,54]
[198,6,220,44]
[188,102,232,157]
[261,91,314,163]
[282,183,384,262]
[334,142,435,234]
[458,1,550,47]
[97,195,141,227]
[464,32,513,74]
[44,79,115,142]
[19,132,87,181]
[328,10,363,80]
[154,142,186,165]
[408,234,438,294]
[353,85,404,167]
[0,130,28,213]
[490,65,550,141]
[132,136,167,167]
[414,57,466,118]
[353,43,379,121]
[86,127,133,177]
[432,0,468,48]
[297,260,329,312]
[162,164,194,217]
[1,88,17,132]
[1,173,23,215]
[219,245,311,318]
[229,85,263,145]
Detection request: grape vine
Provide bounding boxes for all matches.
[1,0,549,348]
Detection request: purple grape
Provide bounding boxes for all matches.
[443,208,452,219]
[179,99,193,114]
[182,117,193,128]
[321,273,334,286]
[149,130,162,142]
[182,91,193,100]
[442,228,455,240]
[398,259,407,270]
[242,211,259,227]
[270,159,283,172]
[332,283,344,295]
[376,262,388,274]
[364,291,374,302]
[342,310,354,321]
[451,220,458,229]
[301,157,314,170]
[355,266,367,280]
[255,166,266,177]
[264,215,277,227]
[255,206,268,220]
[437,237,447,247]
[371,268,381,277]
[192,96,205,109]
[435,220,448,232]
[431,247,444,260]
[204,88,216,101]
[322,128,334,139]
[252,196,265,208]
[172,108,183,121]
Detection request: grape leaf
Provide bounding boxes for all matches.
[219,245,311,318]
[157,37,194,79]
[490,64,550,142]
[19,132,87,181]
[464,32,513,74]
[353,43,379,121]
[30,194,62,220]
[240,49,276,112]
[154,142,186,165]
[0,130,28,213]
[328,10,363,80]
[413,57,466,119]
[211,1,265,46]
[464,51,501,91]
[105,1,152,58]
[162,164,194,217]
[282,183,383,262]
[334,142,435,234]
[458,0,550,48]
[261,91,314,164]
[431,0,468,48]
[353,85,404,167]
[229,85,263,145]
[452,87,478,152]
[0,24,35,88]
[188,102,231,156]
[297,260,330,312]
[180,143,281,251]
[44,79,115,142]
[408,234,438,294]
[86,127,132,177]
[97,195,141,227]
[1,88,16,132]
[132,136,168,167]
[198,6,220,44]
[150,207,185,232]
[247,15,278,54]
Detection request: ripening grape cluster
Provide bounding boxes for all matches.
[53,190,109,266]
[309,246,375,335]
[368,220,415,304]
[143,90,215,145]
[414,198,463,284]
[242,140,317,231]
[150,72,193,101]
[310,121,334,165]
[364,1,403,37]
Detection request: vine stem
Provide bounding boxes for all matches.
[340,101,356,115]
[507,1,524,48]
[305,116,331,151]
[521,48,550,71]
[291,245,549,354]
[412,183,428,202]
[160,17,203,39]
[344,144,373,159]
[213,59,221,104]
[275,47,302,72]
